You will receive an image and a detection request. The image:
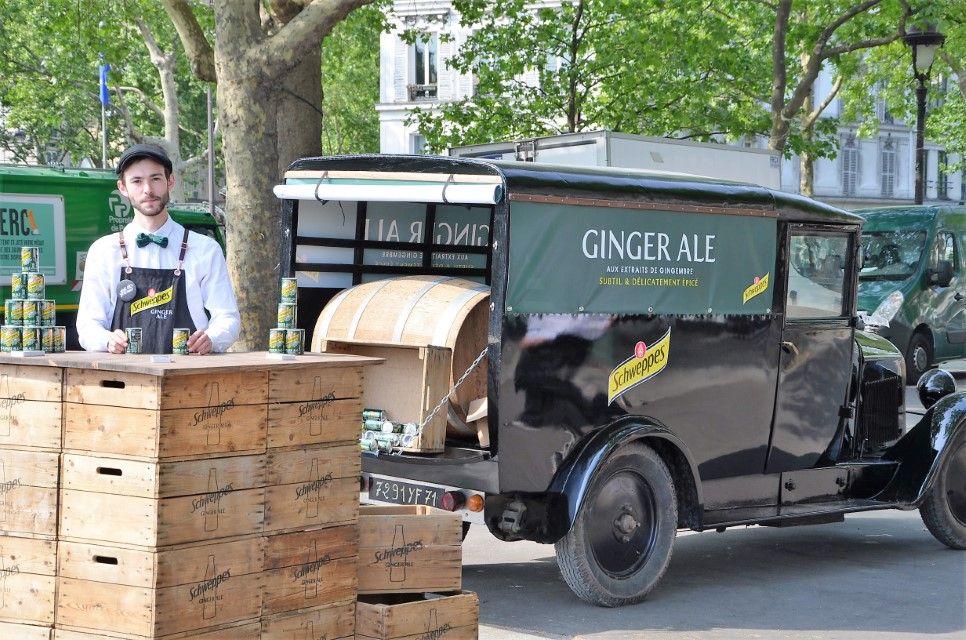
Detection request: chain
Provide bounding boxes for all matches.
[418,347,488,430]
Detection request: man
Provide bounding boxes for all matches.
[77,143,239,354]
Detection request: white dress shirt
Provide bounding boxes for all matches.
[77,217,240,352]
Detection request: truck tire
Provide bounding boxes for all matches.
[554,443,676,607]
[905,333,933,385]
[920,429,966,549]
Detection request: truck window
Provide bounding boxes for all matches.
[787,233,849,319]
[859,229,926,281]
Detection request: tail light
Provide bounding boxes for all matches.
[440,490,466,512]
[466,493,484,512]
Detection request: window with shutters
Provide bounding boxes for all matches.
[841,135,858,196]
[408,34,438,101]
[880,138,896,198]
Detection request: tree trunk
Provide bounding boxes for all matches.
[277,47,323,177]
[799,88,814,197]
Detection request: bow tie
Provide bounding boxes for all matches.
[136,232,168,248]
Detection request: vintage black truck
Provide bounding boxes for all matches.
[273,155,966,607]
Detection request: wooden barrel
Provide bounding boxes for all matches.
[311,276,489,438]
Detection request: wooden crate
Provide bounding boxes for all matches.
[0,364,63,451]
[357,505,462,594]
[264,444,360,533]
[260,599,355,640]
[0,620,52,639]
[0,534,56,625]
[59,454,264,546]
[0,449,59,537]
[356,591,479,640]
[262,525,358,615]
[267,365,364,448]
[320,341,450,453]
[56,536,264,638]
[52,619,261,639]
[63,368,269,460]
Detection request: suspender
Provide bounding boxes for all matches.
[117,228,190,275]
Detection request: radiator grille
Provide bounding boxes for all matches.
[858,373,903,448]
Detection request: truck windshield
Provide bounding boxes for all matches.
[859,230,926,281]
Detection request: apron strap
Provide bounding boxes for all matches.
[175,228,189,276]
[117,232,132,274]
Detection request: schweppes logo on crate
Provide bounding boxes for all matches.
[608,329,671,404]
[130,285,174,316]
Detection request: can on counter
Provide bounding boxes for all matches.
[172,328,190,355]
[40,300,55,327]
[21,246,39,273]
[40,327,55,353]
[4,300,22,326]
[277,303,296,329]
[10,273,26,300]
[53,326,66,353]
[280,277,298,305]
[21,326,40,351]
[26,273,45,300]
[268,328,286,354]
[1,326,20,352]
[285,328,304,355]
[126,327,143,354]
[21,300,39,326]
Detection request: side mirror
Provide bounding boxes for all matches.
[928,260,953,287]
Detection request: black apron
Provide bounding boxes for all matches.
[111,229,196,354]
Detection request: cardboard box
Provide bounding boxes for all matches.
[59,454,265,546]
[0,449,59,537]
[264,444,360,533]
[0,364,63,451]
[356,591,479,640]
[56,536,264,638]
[357,505,462,594]
[0,534,56,625]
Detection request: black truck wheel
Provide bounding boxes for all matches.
[920,429,966,549]
[905,333,933,385]
[554,443,676,607]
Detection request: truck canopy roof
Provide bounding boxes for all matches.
[286,154,861,225]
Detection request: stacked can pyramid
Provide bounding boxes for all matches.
[1,245,66,352]
[268,276,304,354]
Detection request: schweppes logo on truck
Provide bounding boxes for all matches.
[130,286,173,316]
[742,273,769,305]
[608,329,671,404]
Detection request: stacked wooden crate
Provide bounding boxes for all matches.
[356,505,479,640]
[0,363,63,639]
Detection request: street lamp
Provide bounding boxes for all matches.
[903,24,946,204]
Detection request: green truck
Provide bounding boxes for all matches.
[0,164,225,348]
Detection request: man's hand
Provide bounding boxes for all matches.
[188,330,213,355]
[107,329,128,354]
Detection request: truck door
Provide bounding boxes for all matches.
[767,226,857,473]
[927,229,965,359]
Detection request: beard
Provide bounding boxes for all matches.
[132,189,170,217]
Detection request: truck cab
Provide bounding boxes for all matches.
[275,155,966,607]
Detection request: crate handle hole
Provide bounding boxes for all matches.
[93,555,119,565]
[96,467,122,476]
[100,380,125,389]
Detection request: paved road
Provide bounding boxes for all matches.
[463,370,966,640]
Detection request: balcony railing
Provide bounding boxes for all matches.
[407,84,437,101]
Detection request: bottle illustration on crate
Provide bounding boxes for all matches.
[268,276,304,355]
[1,245,66,353]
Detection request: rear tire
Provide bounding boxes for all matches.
[554,443,676,607]
[920,429,966,549]
[905,333,933,385]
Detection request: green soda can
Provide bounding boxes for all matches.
[53,326,66,353]
[10,273,26,299]
[4,300,22,326]
[172,328,190,355]
[372,432,401,447]
[277,303,296,329]
[363,418,388,431]
[26,273,45,300]
[40,327,55,353]
[268,328,286,353]
[362,409,387,422]
[41,300,55,327]
[401,423,420,437]
[21,326,40,351]
[20,246,39,273]
[126,327,143,354]
[22,300,39,325]
[280,277,298,304]
[285,328,304,355]
[360,439,379,452]
[1,326,20,352]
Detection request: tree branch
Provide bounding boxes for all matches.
[160,0,216,82]
[803,74,843,130]
[116,85,165,120]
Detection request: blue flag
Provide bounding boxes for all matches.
[99,64,111,106]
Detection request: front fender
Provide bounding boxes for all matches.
[882,390,966,506]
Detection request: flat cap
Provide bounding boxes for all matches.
[116,143,173,176]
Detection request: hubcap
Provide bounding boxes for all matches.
[587,470,658,578]
[913,346,929,374]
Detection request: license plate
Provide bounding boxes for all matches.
[368,478,443,508]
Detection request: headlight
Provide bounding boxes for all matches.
[868,290,904,327]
